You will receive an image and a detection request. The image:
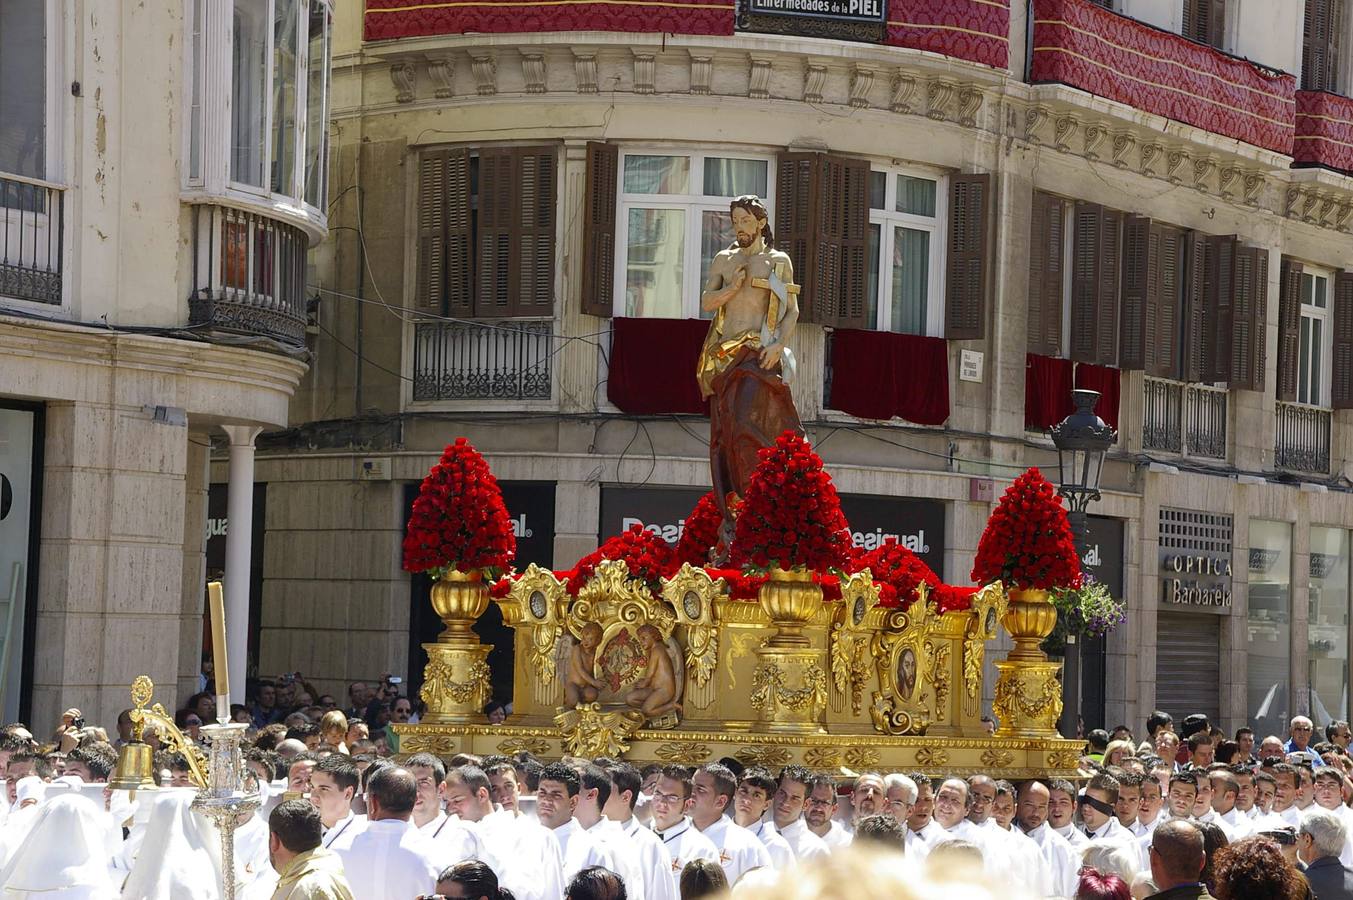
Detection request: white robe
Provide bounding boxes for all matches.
[416,810,484,867]
[335,818,441,900]
[1218,807,1252,839]
[585,817,647,900]
[1085,816,1134,847]
[653,816,720,891]
[479,809,565,900]
[1021,821,1080,899]
[120,790,224,900]
[0,794,119,900]
[321,812,368,853]
[553,817,616,884]
[744,819,796,869]
[699,815,773,885]
[906,819,944,861]
[620,815,679,900]
[812,819,852,850]
[772,819,829,861]
[981,819,1050,896]
[1052,821,1090,851]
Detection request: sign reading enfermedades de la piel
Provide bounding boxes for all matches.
[742,0,887,42]
[1158,508,1234,613]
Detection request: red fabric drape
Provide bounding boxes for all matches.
[828,329,950,426]
[607,317,710,416]
[884,0,1010,70]
[1074,362,1121,430]
[364,0,734,41]
[1025,353,1075,430]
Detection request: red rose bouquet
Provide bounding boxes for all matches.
[971,467,1081,590]
[849,539,941,608]
[569,524,676,595]
[402,438,516,577]
[674,491,722,567]
[730,430,852,574]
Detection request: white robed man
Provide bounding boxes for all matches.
[446,762,566,900]
[335,766,441,900]
[1135,770,1205,872]
[1133,773,1167,838]
[850,774,888,827]
[535,761,618,884]
[1016,780,1080,898]
[731,767,796,869]
[1207,769,1251,840]
[0,793,119,899]
[1311,767,1353,868]
[1078,773,1135,845]
[769,766,830,861]
[1046,779,1090,851]
[573,763,648,900]
[312,754,367,853]
[903,774,945,852]
[266,799,355,900]
[879,773,930,861]
[121,789,223,900]
[929,778,1027,886]
[406,753,483,862]
[803,774,852,850]
[599,760,677,900]
[690,763,773,884]
[967,775,1049,895]
[650,764,721,891]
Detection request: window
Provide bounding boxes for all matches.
[1027,193,1121,366]
[0,1,46,182]
[1182,0,1226,49]
[617,151,772,319]
[866,169,945,335]
[1308,526,1349,724]
[1303,0,1345,93]
[1299,269,1333,406]
[214,0,330,211]
[1248,520,1293,739]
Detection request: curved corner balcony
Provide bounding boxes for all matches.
[1296,90,1353,176]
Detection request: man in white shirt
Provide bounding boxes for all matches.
[850,774,887,827]
[310,754,367,853]
[406,752,482,863]
[1135,770,1203,870]
[1208,769,1250,840]
[650,765,720,891]
[1234,767,1259,820]
[335,765,441,900]
[600,760,677,900]
[929,777,1016,882]
[771,766,829,861]
[732,767,795,869]
[1268,761,1304,827]
[975,778,1052,897]
[1079,773,1133,844]
[1016,780,1080,899]
[881,773,930,860]
[1134,774,1166,837]
[1113,772,1144,835]
[803,775,851,849]
[690,763,773,884]
[574,762,647,900]
[476,761,567,900]
[536,761,617,884]
[1310,767,1353,868]
[1046,779,1089,850]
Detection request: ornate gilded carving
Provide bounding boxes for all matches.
[497,738,552,756]
[401,734,460,755]
[928,641,950,711]
[655,742,712,765]
[751,662,828,713]
[981,749,1015,768]
[1048,748,1082,770]
[993,661,1064,738]
[915,747,949,767]
[869,587,939,735]
[735,744,794,767]
[663,564,725,688]
[964,582,1007,700]
[843,747,882,769]
[422,658,491,708]
[830,571,880,715]
[803,747,841,768]
[556,703,645,758]
[503,564,569,685]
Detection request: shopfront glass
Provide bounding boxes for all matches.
[1248,520,1292,738]
[1309,526,1350,725]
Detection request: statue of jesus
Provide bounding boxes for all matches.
[697,195,805,552]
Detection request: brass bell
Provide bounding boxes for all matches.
[108,741,157,791]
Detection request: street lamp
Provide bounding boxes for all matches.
[1049,388,1117,741]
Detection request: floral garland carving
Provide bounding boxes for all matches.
[421,660,491,709]
[750,663,828,713]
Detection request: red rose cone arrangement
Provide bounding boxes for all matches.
[402,438,516,578]
[971,467,1081,591]
[569,525,676,595]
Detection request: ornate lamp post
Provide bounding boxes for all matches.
[1049,388,1117,740]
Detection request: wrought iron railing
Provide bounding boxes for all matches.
[0,174,64,305]
[1275,401,1331,474]
[412,320,553,402]
[1143,377,1228,460]
[188,205,308,345]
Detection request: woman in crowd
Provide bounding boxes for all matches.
[1212,836,1311,900]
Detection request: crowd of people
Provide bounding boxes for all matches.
[2,696,1353,900]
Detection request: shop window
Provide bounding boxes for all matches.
[1303,0,1345,93]
[1308,526,1349,724]
[1248,520,1292,740]
[866,169,946,336]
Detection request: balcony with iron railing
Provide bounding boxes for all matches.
[1295,90,1353,175]
[0,174,64,306]
[411,319,554,403]
[1142,376,1228,461]
[1275,401,1332,474]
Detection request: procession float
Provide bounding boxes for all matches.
[394,194,1090,778]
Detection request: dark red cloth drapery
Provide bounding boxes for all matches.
[828,329,950,426]
[884,0,1010,70]
[364,0,735,41]
[1074,362,1121,430]
[1025,353,1075,430]
[607,317,710,415]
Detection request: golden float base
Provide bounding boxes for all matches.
[393,720,1086,779]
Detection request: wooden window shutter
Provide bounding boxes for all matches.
[1183,0,1226,47]
[1149,224,1184,379]
[1182,231,1208,382]
[1230,246,1268,392]
[581,142,618,317]
[1304,0,1344,92]
[946,173,991,340]
[1332,270,1353,408]
[812,154,870,328]
[1070,202,1121,365]
[1119,216,1151,370]
[1094,209,1123,365]
[416,148,472,315]
[1027,190,1064,356]
[1276,258,1303,402]
[512,147,557,317]
[475,148,516,317]
[776,152,821,324]
[1203,235,1236,383]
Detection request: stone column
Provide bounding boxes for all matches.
[221,425,262,709]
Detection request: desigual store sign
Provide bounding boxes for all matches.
[1158,507,1234,612]
[599,485,946,578]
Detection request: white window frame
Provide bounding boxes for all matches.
[866,164,947,337]
[614,148,777,320]
[1299,265,1335,408]
[184,0,330,240]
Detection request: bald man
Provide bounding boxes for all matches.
[1146,820,1209,900]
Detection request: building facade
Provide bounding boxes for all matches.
[0,0,332,730]
[235,0,1353,738]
